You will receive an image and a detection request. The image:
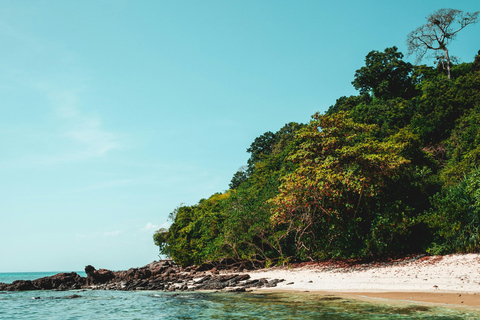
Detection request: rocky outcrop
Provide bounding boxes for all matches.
[91,260,285,292]
[0,260,284,292]
[85,265,115,285]
[0,272,85,291]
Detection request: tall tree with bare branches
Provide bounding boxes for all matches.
[407,8,479,79]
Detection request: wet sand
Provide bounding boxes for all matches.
[342,291,480,309]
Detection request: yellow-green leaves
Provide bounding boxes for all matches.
[270,112,409,258]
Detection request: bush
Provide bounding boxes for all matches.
[424,168,480,254]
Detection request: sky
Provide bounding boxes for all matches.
[1,1,479,272]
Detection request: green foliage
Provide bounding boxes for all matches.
[352,47,416,99]
[326,94,372,115]
[441,106,480,184]
[221,123,304,263]
[159,122,305,267]
[246,131,277,174]
[411,65,439,84]
[348,98,414,137]
[153,228,170,257]
[155,44,480,266]
[222,169,284,262]
[229,166,248,189]
[473,50,480,72]
[410,72,480,145]
[270,112,411,259]
[450,62,474,79]
[160,193,230,267]
[229,122,305,189]
[424,168,480,254]
[245,122,305,175]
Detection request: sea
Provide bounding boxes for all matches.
[1,272,480,319]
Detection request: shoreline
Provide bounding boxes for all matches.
[2,253,480,309]
[344,291,480,309]
[247,289,480,310]
[243,253,480,308]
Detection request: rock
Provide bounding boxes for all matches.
[0,273,84,291]
[85,265,95,274]
[265,279,285,287]
[1,260,281,293]
[193,275,211,284]
[85,266,115,285]
[10,280,35,291]
[56,294,82,299]
[34,272,85,290]
[226,287,246,293]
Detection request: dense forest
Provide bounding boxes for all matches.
[154,10,480,268]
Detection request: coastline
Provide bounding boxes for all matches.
[245,253,480,308]
[2,253,480,309]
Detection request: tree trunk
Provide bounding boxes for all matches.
[444,47,451,79]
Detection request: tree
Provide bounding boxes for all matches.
[229,166,248,189]
[352,47,415,99]
[473,50,480,72]
[410,71,480,145]
[441,105,480,184]
[326,94,372,115]
[406,8,479,79]
[245,123,305,175]
[270,112,410,259]
[246,131,276,174]
[153,228,171,257]
[159,193,230,267]
[423,168,480,254]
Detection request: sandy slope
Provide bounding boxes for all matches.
[245,254,480,306]
[248,254,480,293]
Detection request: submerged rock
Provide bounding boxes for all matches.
[55,294,82,299]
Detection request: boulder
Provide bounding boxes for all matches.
[85,266,115,285]
[33,272,84,290]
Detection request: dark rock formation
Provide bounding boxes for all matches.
[0,272,85,291]
[60,294,82,299]
[0,260,284,293]
[85,265,115,285]
[35,272,85,290]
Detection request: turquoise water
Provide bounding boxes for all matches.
[2,273,480,319]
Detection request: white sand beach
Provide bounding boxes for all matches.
[245,254,480,307]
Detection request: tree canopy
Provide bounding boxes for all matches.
[352,46,415,99]
[155,10,480,267]
[270,112,411,259]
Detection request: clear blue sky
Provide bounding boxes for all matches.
[1,1,479,272]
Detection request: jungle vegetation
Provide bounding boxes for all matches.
[155,10,480,267]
